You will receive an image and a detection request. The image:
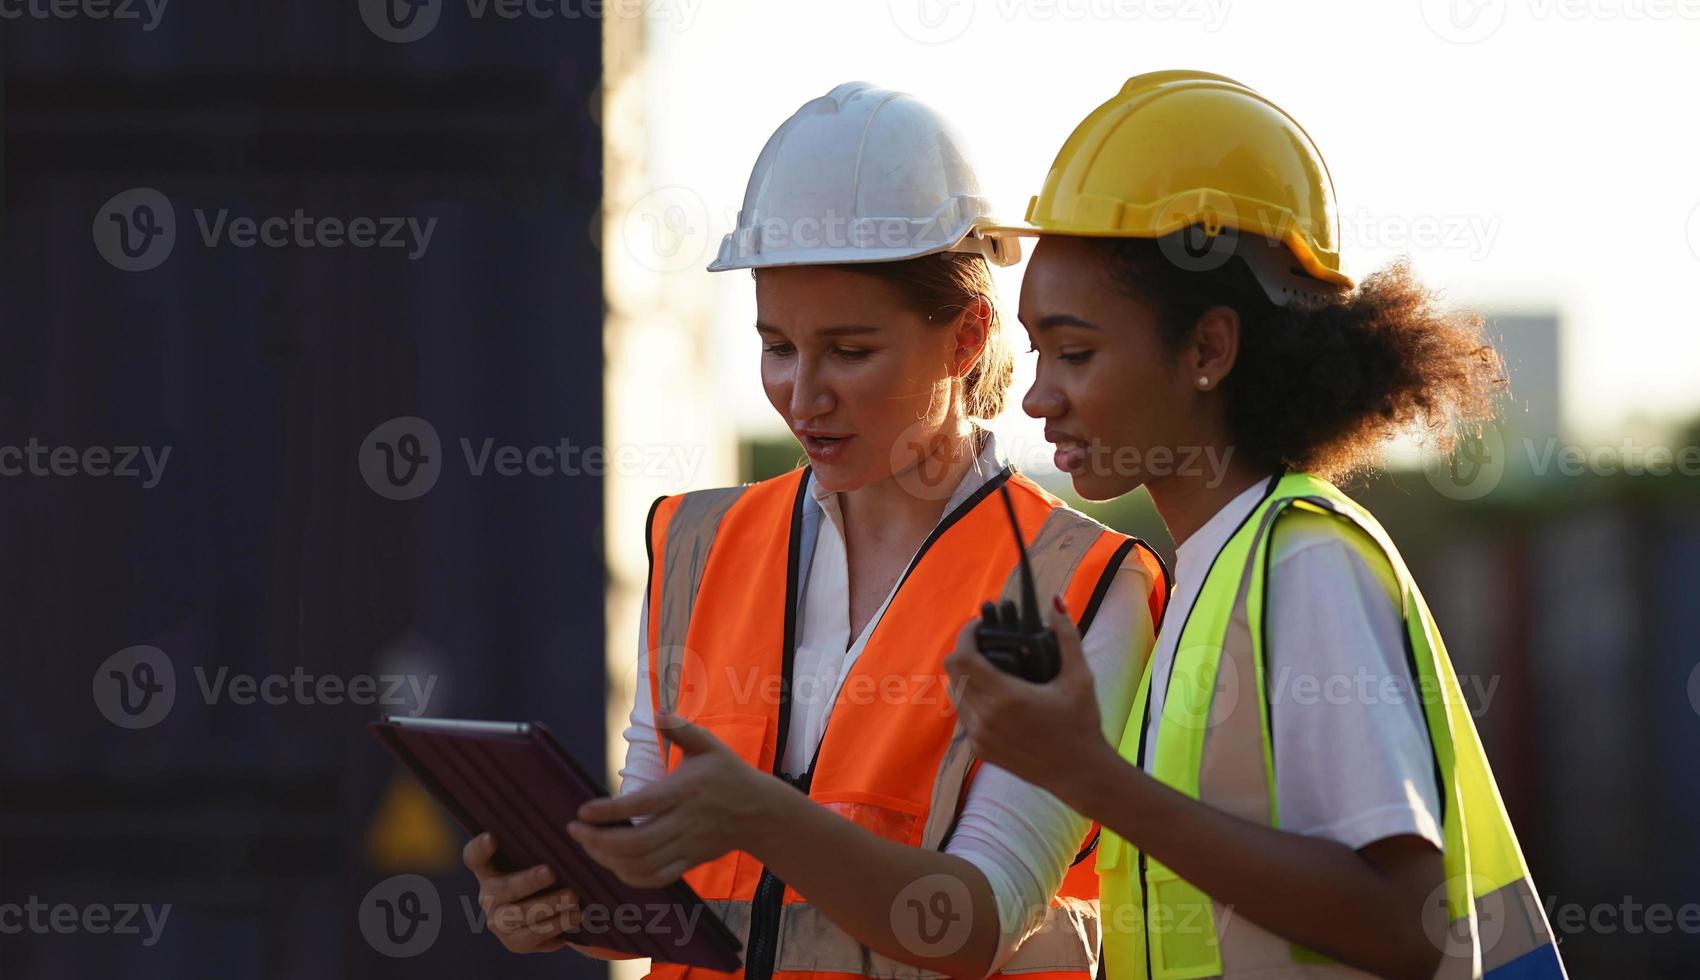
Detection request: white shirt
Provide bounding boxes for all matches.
[620,431,1156,966]
[1140,476,1443,850]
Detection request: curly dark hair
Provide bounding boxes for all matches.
[1093,235,1507,482]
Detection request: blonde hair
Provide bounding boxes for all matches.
[845,251,1014,419]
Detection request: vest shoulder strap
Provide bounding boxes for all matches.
[645,470,808,721]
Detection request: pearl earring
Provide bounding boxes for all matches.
[1196,375,1210,389]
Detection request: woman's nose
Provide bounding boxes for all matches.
[789,358,835,422]
[1022,374,1065,420]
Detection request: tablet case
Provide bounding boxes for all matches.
[369,717,743,969]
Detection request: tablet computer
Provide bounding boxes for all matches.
[369,716,743,970]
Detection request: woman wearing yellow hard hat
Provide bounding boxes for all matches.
[945,71,1566,979]
[462,82,1168,980]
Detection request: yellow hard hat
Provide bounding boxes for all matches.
[993,70,1352,293]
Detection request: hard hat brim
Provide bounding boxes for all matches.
[708,230,1020,272]
[981,221,1352,290]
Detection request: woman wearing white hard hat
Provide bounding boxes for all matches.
[945,71,1566,979]
[463,82,1169,980]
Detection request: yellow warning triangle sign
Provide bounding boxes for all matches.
[365,773,460,873]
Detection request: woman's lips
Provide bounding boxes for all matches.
[800,434,854,463]
[1053,442,1087,474]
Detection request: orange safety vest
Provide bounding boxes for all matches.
[643,465,1170,980]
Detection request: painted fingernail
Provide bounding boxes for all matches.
[1052,594,1067,615]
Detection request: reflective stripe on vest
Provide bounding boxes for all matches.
[643,466,1168,980]
[1098,472,1565,980]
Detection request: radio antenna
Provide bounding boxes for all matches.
[998,484,1041,631]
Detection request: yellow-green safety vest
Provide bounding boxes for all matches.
[1098,471,1566,979]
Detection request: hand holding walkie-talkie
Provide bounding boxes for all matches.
[974,484,1062,683]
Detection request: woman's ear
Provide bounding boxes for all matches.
[1189,304,1241,388]
[951,296,992,378]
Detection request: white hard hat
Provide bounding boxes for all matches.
[708,82,1019,271]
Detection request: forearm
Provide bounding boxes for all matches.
[746,784,1002,979]
[1057,743,1438,980]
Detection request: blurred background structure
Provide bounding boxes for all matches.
[3,1,1699,977]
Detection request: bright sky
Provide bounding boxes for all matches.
[637,0,1700,459]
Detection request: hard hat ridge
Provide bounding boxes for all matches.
[709,81,1019,271]
[986,69,1354,304]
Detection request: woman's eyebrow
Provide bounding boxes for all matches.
[1031,313,1100,331]
[754,322,881,336]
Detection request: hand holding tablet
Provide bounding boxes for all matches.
[369,716,743,968]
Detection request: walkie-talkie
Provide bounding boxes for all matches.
[974,484,1062,682]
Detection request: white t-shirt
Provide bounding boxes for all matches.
[620,431,1156,966]
[1140,476,1443,850]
